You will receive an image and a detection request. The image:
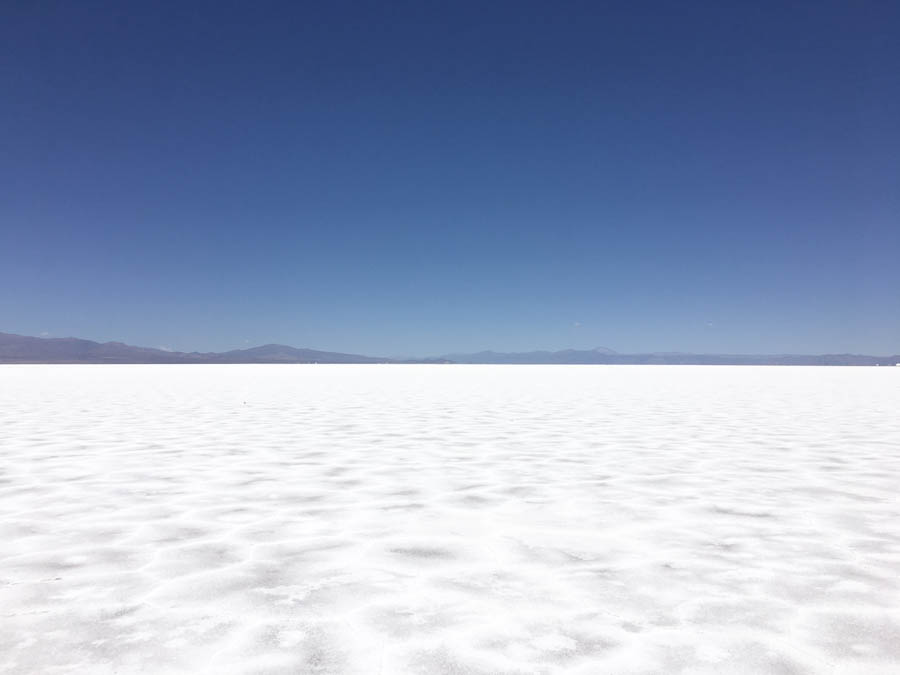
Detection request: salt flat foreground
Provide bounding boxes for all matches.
[1,365,899,674]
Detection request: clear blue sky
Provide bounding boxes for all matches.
[2,1,898,356]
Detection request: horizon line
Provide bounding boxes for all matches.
[3,331,899,360]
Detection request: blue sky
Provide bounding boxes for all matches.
[2,1,898,356]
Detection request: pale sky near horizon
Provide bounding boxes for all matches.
[2,1,898,356]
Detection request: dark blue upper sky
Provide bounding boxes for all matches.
[2,1,898,356]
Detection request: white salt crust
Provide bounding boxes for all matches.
[1,365,899,673]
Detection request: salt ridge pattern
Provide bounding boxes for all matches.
[1,365,899,673]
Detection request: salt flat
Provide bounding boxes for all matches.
[1,365,899,674]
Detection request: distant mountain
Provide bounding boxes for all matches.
[441,347,619,364]
[0,333,415,364]
[1,332,897,365]
[0,333,199,363]
[209,344,389,364]
[440,348,900,366]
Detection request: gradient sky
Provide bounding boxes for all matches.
[2,1,898,356]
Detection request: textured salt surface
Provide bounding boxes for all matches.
[1,365,899,674]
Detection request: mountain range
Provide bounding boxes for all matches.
[440,349,900,366]
[1,332,898,366]
[0,332,442,364]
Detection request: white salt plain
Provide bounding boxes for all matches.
[1,364,899,674]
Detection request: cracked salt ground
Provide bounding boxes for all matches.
[1,364,899,673]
